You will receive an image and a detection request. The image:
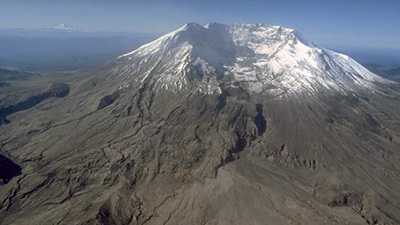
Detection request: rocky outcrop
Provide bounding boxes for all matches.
[97,92,119,110]
[0,154,21,185]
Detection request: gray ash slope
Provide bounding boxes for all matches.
[0,23,400,225]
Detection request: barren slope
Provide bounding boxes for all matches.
[0,23,400,225]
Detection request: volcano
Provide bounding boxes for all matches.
[0,23,400,225]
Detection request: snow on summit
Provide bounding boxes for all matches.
[114,23,389,95]
[53,23,78,31]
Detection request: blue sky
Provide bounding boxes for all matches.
[1,0,399,50]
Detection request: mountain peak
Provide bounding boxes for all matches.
[2,20,400,225]
[114,23,389,96]
[180,22,206,31]
[53,23,78,31]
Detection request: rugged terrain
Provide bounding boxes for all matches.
[0,23,400,225]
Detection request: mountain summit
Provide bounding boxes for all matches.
[115,23,388,95]
[53,23,78,31]
[0,23,399,225]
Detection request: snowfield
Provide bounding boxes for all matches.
[116,23,390,95]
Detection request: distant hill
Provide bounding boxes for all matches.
[0,68,37,81]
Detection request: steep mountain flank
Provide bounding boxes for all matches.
[0,23,399,225]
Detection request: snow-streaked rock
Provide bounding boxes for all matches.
[115,23,390,95]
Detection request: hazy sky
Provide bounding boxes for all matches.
[1,0,399,50]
